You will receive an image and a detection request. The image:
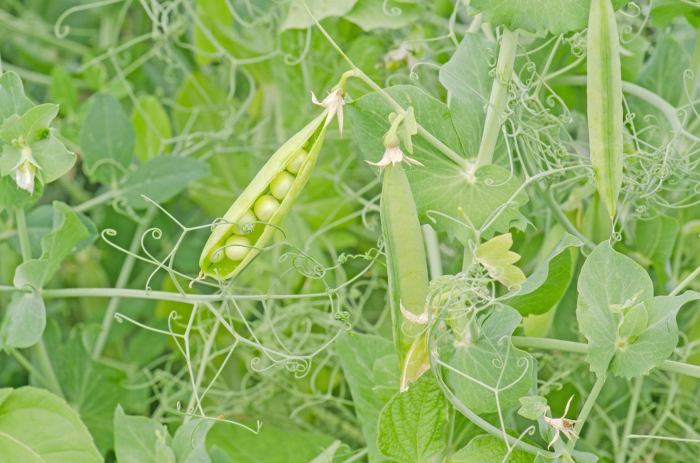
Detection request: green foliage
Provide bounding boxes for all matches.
[0,387,102,462]
[1,2,700,463]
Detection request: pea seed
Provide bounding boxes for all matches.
[270,171,295,200]
[234,210,256,234]
[254,195,279,222]
[224,235,251,261]
[286,149,307,174]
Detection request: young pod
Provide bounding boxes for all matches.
[199,112,328,280]
[587,0,623,220]
[381,163,430,391]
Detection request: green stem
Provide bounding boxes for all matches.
[14,208,31,262]
[616,376,643,463]
[15,208,64,397]
[422,224,442,279]
[512,336,700,379]
[565,373,607,454]
[476,28,518,167]
[670,262,700,296]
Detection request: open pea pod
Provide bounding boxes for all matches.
[199,111,328,280]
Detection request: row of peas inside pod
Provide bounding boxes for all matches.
[211,149,307,262]
[198,111,330,280]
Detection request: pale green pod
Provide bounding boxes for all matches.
[381,163,430,390]
[199,112,328,280]
[587,0,623,220]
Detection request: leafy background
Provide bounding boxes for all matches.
[0,0,700,462]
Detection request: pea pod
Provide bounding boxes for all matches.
[381,163,430,391]
[199,112,328,280]
[587,0,623,219]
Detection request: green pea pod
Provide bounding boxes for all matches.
[199,112,328,280]
[587,0,623,220]
[381,163,430,391]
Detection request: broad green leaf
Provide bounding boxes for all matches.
[469,0,627,34]
[0,72,32,119]
[349,86,527,241]
[13,202,91,290]
[120,157,209,209]
[79,93,134,184]
[206,423,336,463]
[518,395,548,420]
[40,323,129,454]
[447,306,535,414]
[282,0,357,30]
[377,374,448,463]
[475,233,526,290]
[131,96,172,160]
[651,0,700,30]
[577,243,653,375]
[114,406,175,463]
[335,333,399,462]
[449,435,534,463]
[0,292,45,349]
[172,419,214,463]
[0,386,101,462]
[577,243,700,377]
[346,0,423,31]
[439,34,497,159]
[504,233,582,316]
[0,104,58,143]
[611,292,700,377]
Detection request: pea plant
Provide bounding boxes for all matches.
[1,1,700,462]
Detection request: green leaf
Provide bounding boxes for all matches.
[282,0,357,29]
[40,323,129,454]
[349,86,527,241]
[447,306,535,414]
[173,73,229,134]
[114,406,175,463]
[475,233,526,290]
[206,423,336,463]
[120,157,209,209]
[335,333,399,462]
[518,395,548,420]
[577,243,654,375]
[79,93,134,184]
[449,435,534,463]
[468,0,628,34]
[13,202,91,290]
[0,103,58,143]
[0,292,46,349]
[577,243,700,377]
[504,233,582,316]
[611,292,700,377]
[346,0,423,31]
[172,419,214,463]
[377,374,449,463]
[0,72,32,119]
[0,386,101,462]
[439,34,497,159]
[131,96,172,161]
